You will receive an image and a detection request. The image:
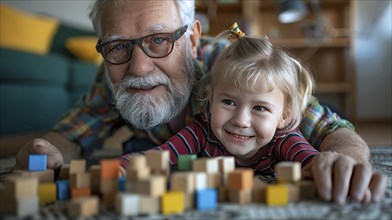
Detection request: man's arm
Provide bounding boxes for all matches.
[320,127,370,163]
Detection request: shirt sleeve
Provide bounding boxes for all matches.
[119,115,209,168]
[273,129,319,167]
[299,96,355,150]
[52,65,123,155]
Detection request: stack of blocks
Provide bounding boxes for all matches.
[0,151,318,218]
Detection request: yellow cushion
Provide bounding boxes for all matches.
[0,4,59,55]
[66,37,103,64]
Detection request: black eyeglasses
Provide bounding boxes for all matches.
[96,25,188,65]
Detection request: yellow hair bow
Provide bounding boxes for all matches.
[229,22,245,39]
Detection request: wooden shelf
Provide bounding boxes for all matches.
[316,82,353,94]
[271,38,350,48]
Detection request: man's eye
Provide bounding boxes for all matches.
[112,43,126,51]
[222,99,235,106]
[253,106,266,112]
[152,37,166,44]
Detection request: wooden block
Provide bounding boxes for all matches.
[89,165,101,195]
[161,191,184,215]
[218,186,228,202]
[139,195,160,215]
[127,155,147,169]
[275,161,301,183]
[145,150,170,171]
[58,164,70,180]
[115,193,139,216]
[193,158,218,173]
[217,156,235,173]
[193,172,207,191]
[71,188,91,199]
[137,175,166,197]
[253,177,267,203]
[28,169,54,183]
[126,181,138,193]
[227,168,254,190]
[298,180,317,200]
[4,176,38,199]
[102,192,116,208]
[69,160,86,174]
[100,178,118,194]
[183,192,194,210]
[228,188,252,204]
[265,184,289,206]
[70,173,90,189]
[38,182,57,205]
[56,180,70,201]
[3,196,39,217]
[287,183,299,202]
[170,172,194,193]
[195,188,218,210]
[68,196,99,218]
[207,173,221,188]
[100,159,120,180]
[178,154,197,171]
[28,154,47,171]
[126,166,150,182]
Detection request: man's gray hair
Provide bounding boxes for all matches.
[89,0,195,37]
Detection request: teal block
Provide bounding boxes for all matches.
[178,154,197,171]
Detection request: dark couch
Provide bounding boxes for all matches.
[0,24,100,136]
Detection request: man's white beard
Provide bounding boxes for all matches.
[109,50,195,130]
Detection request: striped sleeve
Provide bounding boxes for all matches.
[119,118,209,168]
[273,129,319,167]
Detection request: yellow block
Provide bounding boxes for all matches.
[38,183,57,205]
[161,191,184,215]
[265,184,289,206]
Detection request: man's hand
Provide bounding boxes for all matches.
[15,138,64,170]
[302,152,387,204]
[14,131,81,171]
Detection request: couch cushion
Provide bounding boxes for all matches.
[0,4,59,55]
[66,36,103,64]
[0,48,69,85]
[68,61,99,105]
[51,24,97,58]
[0,84,69,135]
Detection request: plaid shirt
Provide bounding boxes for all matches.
[52,42,354,155]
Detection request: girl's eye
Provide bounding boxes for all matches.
[253,106,266,112]
[222,99,235,106]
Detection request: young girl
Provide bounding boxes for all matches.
[119,22,319,175]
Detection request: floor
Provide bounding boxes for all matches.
[354,121,392,147]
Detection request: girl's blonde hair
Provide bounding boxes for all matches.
[206,31,315,132]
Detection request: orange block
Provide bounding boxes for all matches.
[100,159,120,180]
[71,188,91,199]
[227,168,254,190]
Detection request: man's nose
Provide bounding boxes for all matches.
[128,45,155,77]
[231,109,251,128]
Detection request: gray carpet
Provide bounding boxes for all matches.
[1,146,391,219]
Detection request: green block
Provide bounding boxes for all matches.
[178,154,197,171]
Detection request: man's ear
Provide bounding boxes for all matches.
[189,20,202,60]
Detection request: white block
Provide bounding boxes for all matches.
[193,172,207,190]
[115,193,140,216]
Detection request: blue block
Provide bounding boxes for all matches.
[118,176,127,192]
[28,154,47,171]
[195,188,218,210]
[56,180,70,200]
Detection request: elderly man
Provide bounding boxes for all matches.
[15,0,385,204]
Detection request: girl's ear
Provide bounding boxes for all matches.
[278,109,293,129]
[189,20,202,60]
